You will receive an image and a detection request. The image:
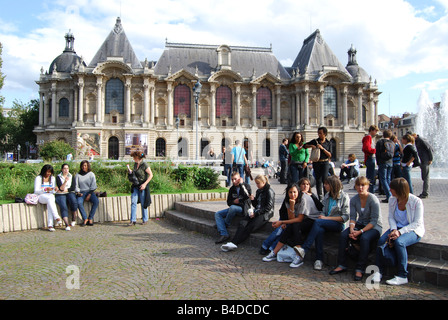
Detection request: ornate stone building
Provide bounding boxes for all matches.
[34,17,380,162]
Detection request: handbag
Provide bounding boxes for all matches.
[24,193,39,205]
[303,166,316,188]
[309,141,321,162]
[379,240,397,266]
[128,171,140,186]
[277,245,296,263]
[240,183,254,217]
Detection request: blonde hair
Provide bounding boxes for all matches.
[254,174,269,185]
[354,176,370,187]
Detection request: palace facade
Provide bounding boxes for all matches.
[34,17,380,162]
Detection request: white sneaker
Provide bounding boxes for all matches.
[372,272,382,283]
[65,226,71,231]
[221,242,237,252]
[289,255,303,268]
[71,221,76,227]
[262,251,277,262]
[56,219,62,227]
[313,260,323,270]
[294,246,305,259]
[48,227,55,232]
[386,276,408,286]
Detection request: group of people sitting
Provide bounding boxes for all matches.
[34,161,99,231]
[214,171,424,286]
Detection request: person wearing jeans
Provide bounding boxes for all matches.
[376,129,394,202]
[330,176,382,281]
[362,125,379,193]
[373,177,424,286]
[77,191,99,224]
[75,160,99,226]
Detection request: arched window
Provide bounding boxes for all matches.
[323,86,337,118]
[105,78,124,114]
[174,84,191,117]
[155,138,166,157]
[257,87,272,118]
[263,138,271,157]
[59,98,69,117]
[216,86,232,118]
[108,136,119,160]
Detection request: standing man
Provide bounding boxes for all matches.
[362,125,379,193]
[214,172,251,244]
[279,138,289,184]
[413,133,434,199]
[376,129,395,203]
[231,140,248,182]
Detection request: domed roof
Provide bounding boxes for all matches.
[49,31,86,74]
[345,44,370,83]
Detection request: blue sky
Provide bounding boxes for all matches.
[1,0,448,117]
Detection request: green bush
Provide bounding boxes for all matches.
[39,140,75,161]
[0,161,224,202]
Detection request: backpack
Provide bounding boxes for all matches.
[382,140,395,161]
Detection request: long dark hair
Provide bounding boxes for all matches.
[79,160,91,175]
[288,132,303,150]
[39,164,54,184]
[283,182,304,205]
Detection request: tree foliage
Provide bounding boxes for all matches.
[39,140,75,161]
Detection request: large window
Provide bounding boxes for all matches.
[105,78,124,114]
[257,87,272,118]
[174,84,191,117]
[216,86,232,118]
[155,138,166,157]
[323,86,337,118]
[59,98,69,117]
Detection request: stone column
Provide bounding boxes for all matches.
[342,85,348,128]
[167,82,173,127]
[319,85,325,126]
[369,93,375,126]
[96,76,103,125]
[51,83,57,125]
[38,92,44,127]
[235,84,241,127]
[210,83,216,127]
[125,76,131,125]
[78,78,84,124]
[276,85,281,127]
[73,87,78,125]
[357,88,363,129]
[150,84,155,126]
[303,84,309,127]
[252,85,257,127]
[295,90,301,128]
[143,79,150,126]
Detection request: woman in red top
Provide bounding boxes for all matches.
[362,125,379,193]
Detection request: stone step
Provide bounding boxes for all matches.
[165,201,448,288]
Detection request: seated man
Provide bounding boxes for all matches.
[339,153,360,182]
[214,172,251,244]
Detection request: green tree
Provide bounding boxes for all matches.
[0,42,5,108]
[39,140,75,161]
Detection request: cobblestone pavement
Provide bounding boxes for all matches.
[0,217,447,300]
[0,167,447,301]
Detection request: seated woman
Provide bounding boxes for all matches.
[34,164,61,232]
[221,175,275,252]
[294,175,349,270]
[74,160,99,227]
[259,178,322,255]
[373,177,424,286]
[330,176,383,281]
[339,153,360,182]
[55,163,78,230]
[262,179,321,268]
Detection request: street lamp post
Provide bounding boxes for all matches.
[193,80,202,161]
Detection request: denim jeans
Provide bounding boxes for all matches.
[301,219,344,261]
[366,156,376,193]
[224,164,232,187]
[131,187,148,223]
[401,166,414,194]
[262,226,284,251]
[378,163,393,200]
[337,226,380,273]
[215,205,244,236]
[375,229,421,278]
[77,192,99,220]
[289,163,304,184]
[55,193,78,218]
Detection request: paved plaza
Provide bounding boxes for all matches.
[0,168,447,301]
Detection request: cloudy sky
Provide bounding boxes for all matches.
[1,0,448,116]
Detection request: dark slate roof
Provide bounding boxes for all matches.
[49,31,86,74]
[154,42,291,80]
[291,29,350,79]
[88,17,142,69]
[345,44,370,83]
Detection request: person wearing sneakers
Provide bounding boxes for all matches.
[221,175,274,252]
[373,177,424,286]
[74,161,99,227]
[55,163,78,230]
[294,175,349,271]
[329,176,382,281]
[262,179,320,268]
[214,171,251,244]
[34,164,61,232]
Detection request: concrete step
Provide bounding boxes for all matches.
[164,201,448,288]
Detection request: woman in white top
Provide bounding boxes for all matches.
[374,177,425,286]
[34,164,61,231]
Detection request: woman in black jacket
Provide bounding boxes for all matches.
[221,175,275,252]
[400,134,419,194]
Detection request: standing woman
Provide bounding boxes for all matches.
[373,178,424,285]
[330,176,382,281]
[34,164,61,231]
[295,175,350,270]
[75,160,99,226]
[400,133,418,194]
[221,175,275,252]
[127,151,153,225]
[304,127,332,200]
[55,163,78,230]
[288,132,310,184]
